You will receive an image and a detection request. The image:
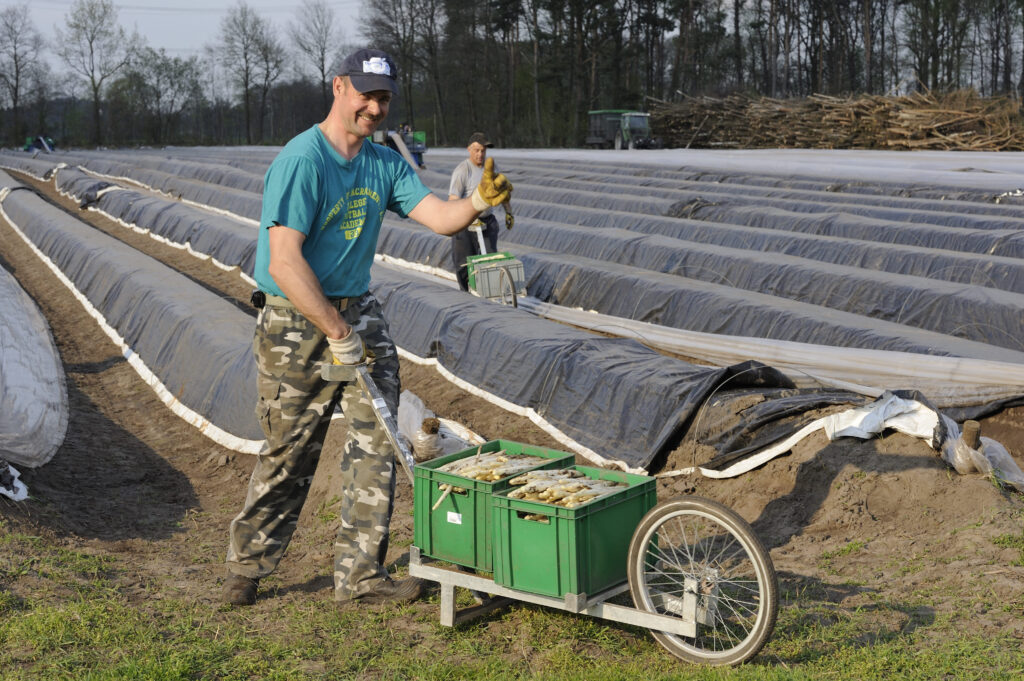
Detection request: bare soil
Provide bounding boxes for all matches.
[2,170,1023,649]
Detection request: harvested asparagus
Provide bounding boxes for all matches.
[506,469,627,507]
[437,449,548,482]
[433,449,552,511]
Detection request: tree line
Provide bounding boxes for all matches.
[2,0,1024,150]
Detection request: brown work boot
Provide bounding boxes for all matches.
[354,577,426,605]
[222,574,259,605]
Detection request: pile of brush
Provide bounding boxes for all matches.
[650,89,1024,150]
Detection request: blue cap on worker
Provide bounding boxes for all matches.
[341,48,398,94]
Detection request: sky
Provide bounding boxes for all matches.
[26,0,363,59]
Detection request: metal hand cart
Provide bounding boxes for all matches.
[410,492,778,667]
[322,362,779,667]
[464,214,525,307]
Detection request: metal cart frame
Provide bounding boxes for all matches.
[409,545,696,637]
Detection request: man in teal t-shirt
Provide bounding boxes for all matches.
[252,124,428,298]
[224,48,512,608]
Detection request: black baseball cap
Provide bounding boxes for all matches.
[468,132,493,148]
[340,48,398,94]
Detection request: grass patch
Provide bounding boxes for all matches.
[992,531,1024,566]
[314,495,342,524]
[818,539,869,575]
[4,589,1023,680]
[2,529,1024,679]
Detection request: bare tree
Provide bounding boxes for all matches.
[0,3,44,146]
[522,0,547,142]
[255,26,285,142]
[129,47,204,143]
[362,0,419,125]
[26,59,55,141]
[289,0,344,114]
[217,1,266,144]
[902,0,971,91]
[54,0,134,145]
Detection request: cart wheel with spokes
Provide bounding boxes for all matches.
[627,496,778,666]
[497,266,518,307]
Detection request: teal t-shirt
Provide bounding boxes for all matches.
[254,125,431,297]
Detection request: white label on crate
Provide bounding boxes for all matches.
[446,511,462,525]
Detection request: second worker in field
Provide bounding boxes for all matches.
[448,132,514,291]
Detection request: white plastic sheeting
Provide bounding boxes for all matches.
[0,230,68,470]
[940,423,1024,491]
[454,147,1024,194]
[396,389,485,462]
[0,460,28,501]
[658,391,1024,490]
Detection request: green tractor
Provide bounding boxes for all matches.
[585,110,661,150]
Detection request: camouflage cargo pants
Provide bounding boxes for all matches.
[225,292,400,600]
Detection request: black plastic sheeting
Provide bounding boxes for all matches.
[55,167,258,276]
[39,152,265,220]
[0,176,263,443]
[375,221,1024,364]
[5,168,859,467]
[370,264,858,467]
[670,386,873,472]
[4,162,864,468]
[418,157,1024,258]
[675,203,1024,258]
[47,150,267,193]
[0,181,69,469]
[54,166,115,205]
[420,160,1024,232]
[502,209,1024,295]
[496,221,1024,350]
[13,150,1024,362]
[457,155,1024,205]
[490,194,1024,260]
[5,149,1023,467]
[0,151,61,180]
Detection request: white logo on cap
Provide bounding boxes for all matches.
[362,57,392,76]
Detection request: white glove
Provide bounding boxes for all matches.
[327,328,365,365]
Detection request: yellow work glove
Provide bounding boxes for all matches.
[470,157,512,212]
[504,203,514,230]
[327,328,366,365]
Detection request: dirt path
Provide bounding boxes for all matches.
[2,170,1022,644]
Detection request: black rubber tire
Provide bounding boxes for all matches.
[497,266,518,308]
[627,496,778,666]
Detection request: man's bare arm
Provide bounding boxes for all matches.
[410,193,480,235]
[415,158,511,234]
[266,225,349,339]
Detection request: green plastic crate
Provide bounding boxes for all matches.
[466,252,526,300]
[413,440,575,572]
[491,466,656,598]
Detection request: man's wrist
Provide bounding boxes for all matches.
[327,329,364,364]
[325,321,351,341]
[470,187,490,213]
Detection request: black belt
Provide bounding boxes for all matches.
[251,291,362,311]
